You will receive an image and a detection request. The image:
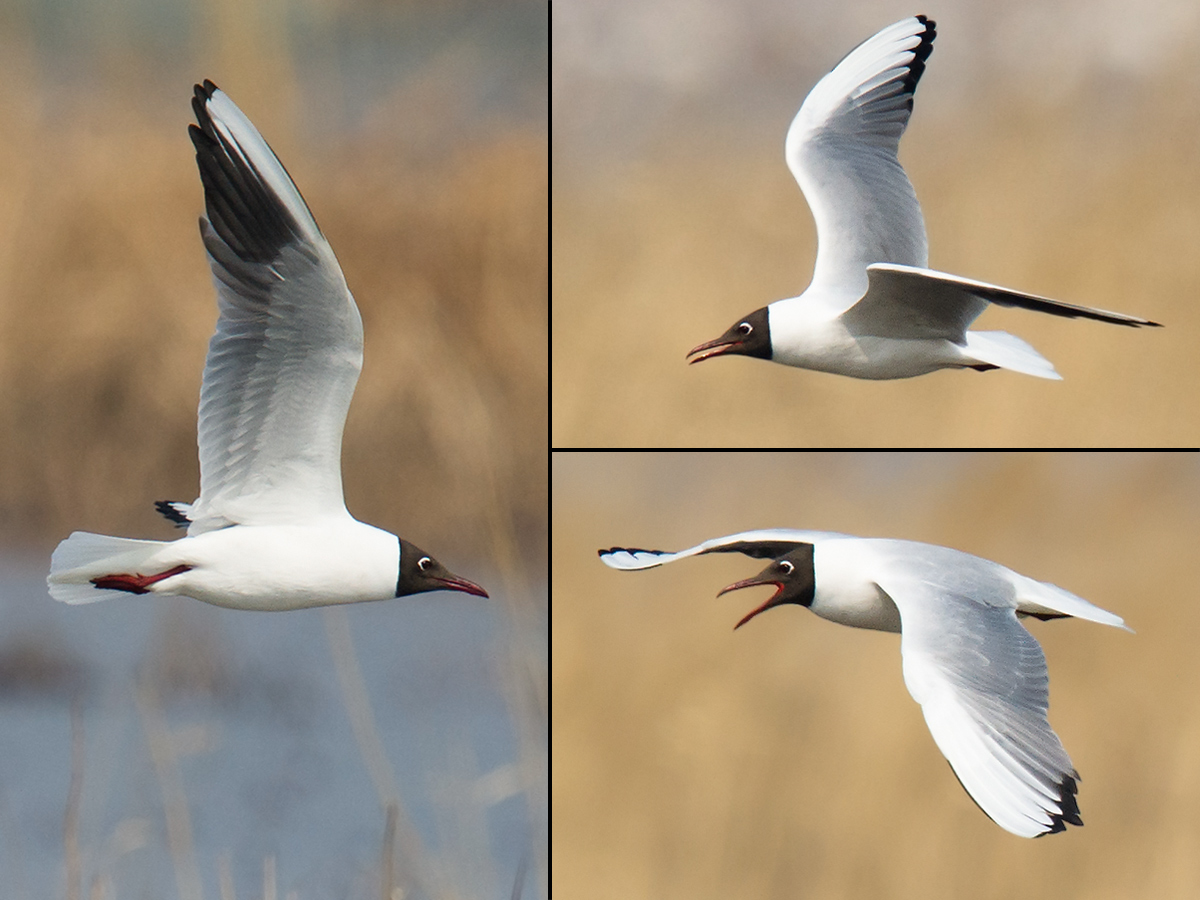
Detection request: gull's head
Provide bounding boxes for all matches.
[396,539,489,599]
[687,307,771,364]
[717,544,815,629]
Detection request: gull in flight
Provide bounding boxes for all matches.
[48,81,488,609]
[687,16,1160,380]
[600,529,1129,836]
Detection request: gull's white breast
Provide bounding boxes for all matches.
[811,539,901,632]
[162,518,400,610]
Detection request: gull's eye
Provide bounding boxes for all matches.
[738,322,753,336]
[779,560,794,575]
[418,556,432,571]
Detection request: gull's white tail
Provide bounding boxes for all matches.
[963,331,1062,381]
[48,532,171,604]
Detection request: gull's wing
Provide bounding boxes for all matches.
[186,81,362,532]
[1009,570,1131,630]
[599,529,847,571]
[786,16,934,308]
[866,545,1088,837]
[843,264,1163,340]
[899,599,1081,837]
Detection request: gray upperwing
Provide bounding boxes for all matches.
[845,264,990,340]
[599,529,847,571]
[861,263,1162,333]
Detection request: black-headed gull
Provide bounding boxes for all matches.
[47,81,487,609]
[686,16,1160,380]
[599,529,1129,837]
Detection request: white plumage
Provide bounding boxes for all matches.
[48,81,486,610]
[687,16,1160,379]
[600,529,1128,837]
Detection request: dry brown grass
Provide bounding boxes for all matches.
[554,452,1200,899]
[0,42,547,568]
[553,85,1200,446]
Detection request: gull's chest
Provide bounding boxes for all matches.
[810,542,902,633]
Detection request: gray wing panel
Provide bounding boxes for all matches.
[187,83,362,530]
[842,265,988,341]
[786,17,935,301]
[853,263,1160,338]
[889,576,1081,837]
[194,229,362,529]
[599,529,847,570]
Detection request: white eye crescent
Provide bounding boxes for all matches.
[779,560,794,575]
[418,556,432,571]
[738,322,753,336]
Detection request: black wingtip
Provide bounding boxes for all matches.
[154,500,192,528]
[902,16,937,108]
[947,760,1083,837]
[188,79,309,264]
[1089,312,1162,328]
[191,81,219,131]
[1040,772,1083,835]
[193,80,218,102]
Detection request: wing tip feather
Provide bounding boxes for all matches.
[189,79,313,264]
[1035,771,1083,836]
[903,16,937,106]
[598,547,667,570]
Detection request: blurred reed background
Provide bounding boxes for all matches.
[553,0,1200,446]
[554,451,1200,899]
[0,0,547,559]
[0,1,546,898]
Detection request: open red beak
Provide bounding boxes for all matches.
[433,575,489,598]
[687,336,743,364]
[717,576,785,630]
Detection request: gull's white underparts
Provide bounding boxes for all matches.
[48,81,487,610]
[687,16,1160,380]
[600,529,1129,837]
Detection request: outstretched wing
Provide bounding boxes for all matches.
[843,264,1161,340]
[187,81,362,532]
[870,549,1083,838]
[785,16,935,309]
[599,529,847,570]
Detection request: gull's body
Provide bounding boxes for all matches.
[599,529,1129,837]
[48,81,486,610]
[687,16,1159,380]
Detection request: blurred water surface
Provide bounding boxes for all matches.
[0,553,546,900]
